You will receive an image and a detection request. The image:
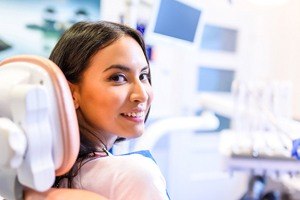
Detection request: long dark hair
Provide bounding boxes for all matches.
[50,21,151,188]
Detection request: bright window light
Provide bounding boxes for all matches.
[248,0,289,6]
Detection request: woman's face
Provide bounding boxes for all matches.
[71,36,153,145]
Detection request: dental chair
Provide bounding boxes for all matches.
[0,55,106,200]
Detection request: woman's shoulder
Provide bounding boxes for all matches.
[75,153,168,199]
[88,153,159,174]
[81,152,164,183]
[116,153,162,179]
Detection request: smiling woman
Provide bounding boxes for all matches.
[71,36,152,142]
[49,21,169,199]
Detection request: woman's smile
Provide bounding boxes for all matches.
[121,110,146,123]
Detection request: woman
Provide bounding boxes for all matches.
[50,21,169,199]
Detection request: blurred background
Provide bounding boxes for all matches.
[2,0,300,199]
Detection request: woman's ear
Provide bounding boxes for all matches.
[68,82,80,109]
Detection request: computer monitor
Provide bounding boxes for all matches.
[145,0,202,46]
[197,66,235,92]
[200,24,238,53]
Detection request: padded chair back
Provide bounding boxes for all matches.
[0,55,106,200]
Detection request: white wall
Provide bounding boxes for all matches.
[99,0,124,22]
[268,0,300,119]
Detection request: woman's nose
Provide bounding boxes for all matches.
[130,81,149,103]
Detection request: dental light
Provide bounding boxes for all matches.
[228,0,289,6]
[247,0,289,6]
[0,55,79,200]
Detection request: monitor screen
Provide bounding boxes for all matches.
[153,0,201,42]
[200,24,238,52]
[197,66,235,92]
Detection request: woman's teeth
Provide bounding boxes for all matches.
[122,112,144,117]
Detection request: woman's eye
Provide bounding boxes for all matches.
[109,74,127,83]
[140,73,150,81]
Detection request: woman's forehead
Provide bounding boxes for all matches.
[88,37,147,69]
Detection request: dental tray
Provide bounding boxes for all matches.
[220,130,300,175]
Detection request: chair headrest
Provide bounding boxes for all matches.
[0,55,80,198]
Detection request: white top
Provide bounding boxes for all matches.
[61,153,169,200]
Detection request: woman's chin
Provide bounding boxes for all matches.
[122,130,144,139]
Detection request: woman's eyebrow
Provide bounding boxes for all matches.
[103,64,149,73]
[103,64,130,72]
